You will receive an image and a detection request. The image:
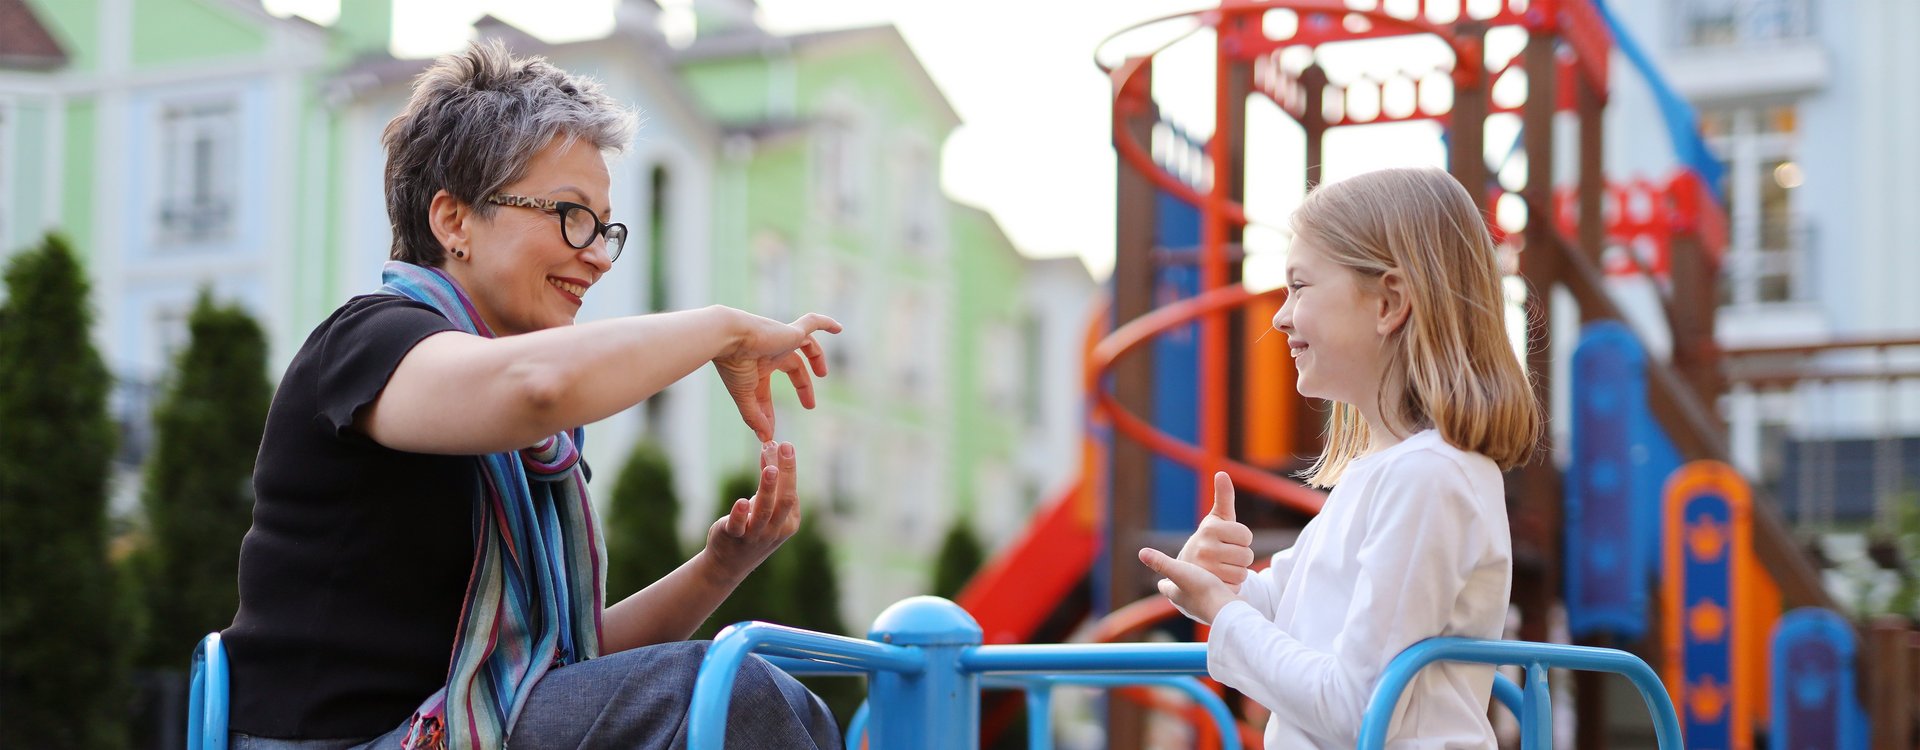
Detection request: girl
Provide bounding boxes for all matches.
[1140,167,1541,748]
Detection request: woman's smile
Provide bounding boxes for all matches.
[548,275,589,305]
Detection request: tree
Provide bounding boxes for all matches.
[0,233,131,749]
[782,519,846,635]
[602,440,684,599]
[777,517,864,726]
[131,291,271,668]
[931,516,987,600]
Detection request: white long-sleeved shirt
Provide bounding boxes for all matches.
[1208,429,1512,749]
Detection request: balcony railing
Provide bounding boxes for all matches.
[1677,0,1815,52]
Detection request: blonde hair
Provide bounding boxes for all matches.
[1291,167,1541,487]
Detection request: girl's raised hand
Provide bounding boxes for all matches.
[1176,472,1255,590]
[1138,547,1236,625]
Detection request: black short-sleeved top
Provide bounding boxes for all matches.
[224,294,476,740]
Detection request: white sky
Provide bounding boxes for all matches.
[260,0,1503,283]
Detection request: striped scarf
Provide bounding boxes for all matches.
[379,261,605,750]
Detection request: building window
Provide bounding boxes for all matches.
[886,289,939,400]
[1754,156,1802,303]
[816,116,863,225]
[980,321,1021,416]
[153,301,192,365]
[822,423,859,518]
[886,434,934,540]
[976,460,1017,539]
[1757,416,1790,495]
[826,263,863,374]
[753,231,793,320]
[886,290,921,398]
[1704,102,1804,307]
[646,164,671,313]
[157,99,238,244]
[642,165,673,440]
[111,377,159,468]
[897,140,940,257]
[1022,314,1044,429]
[0,103,13,248]
[1678,0,1814,50]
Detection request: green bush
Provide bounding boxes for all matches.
[777,516,864,726]
[0,234,130,749]
[782,519,845,635]
[132,291,270,668]
[602,440,683,599]
[931,516,987,600]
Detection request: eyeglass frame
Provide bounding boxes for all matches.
[485,193,628,263]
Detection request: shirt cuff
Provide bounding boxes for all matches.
[1206,599,1261,679]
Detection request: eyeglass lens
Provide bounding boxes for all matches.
[561,205,625,261]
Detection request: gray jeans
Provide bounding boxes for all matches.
[230,641,841,750]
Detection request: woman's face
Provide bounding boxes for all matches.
[448,136,614,336]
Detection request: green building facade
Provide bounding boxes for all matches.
[0,0,1091,627]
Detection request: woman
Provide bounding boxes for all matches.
[223,41,842,749]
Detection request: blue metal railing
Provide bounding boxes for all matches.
[986,674,1240,750]
[690,597,1230,749]
[691,597,1681,749]
[844,674,1243,750]
[1358,638,1684,750]
[187,632,229,750]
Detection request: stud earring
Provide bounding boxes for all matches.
[452,248,466,259]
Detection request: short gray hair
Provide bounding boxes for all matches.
[382,40,636,265]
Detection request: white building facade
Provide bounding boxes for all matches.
[1602,0,1920,523]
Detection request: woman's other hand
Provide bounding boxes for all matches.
[703,441,804,585]
[1177,472,1255,592]
[602,441,811,650]
[712,308,842,443]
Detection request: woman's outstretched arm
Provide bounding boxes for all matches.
[361,307,839,454]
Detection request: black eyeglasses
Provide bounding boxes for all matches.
[487,193,628,263]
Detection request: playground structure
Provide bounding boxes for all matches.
[182,1,1920,748]
[946,0,1918,746]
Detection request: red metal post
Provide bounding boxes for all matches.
[1867,617,1915,750]
[1297,62,1330,460]
[1449,21,1490,212]
[1512,10,1563,649]
[1106,56,1159,750]
[1196,9,1239,518]
[1109,57,1159,614]
[1571,62,1614,750]
[1222,13,1254,490]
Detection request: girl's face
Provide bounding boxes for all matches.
[444,136,615,336]
[1272,236,1391,406]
